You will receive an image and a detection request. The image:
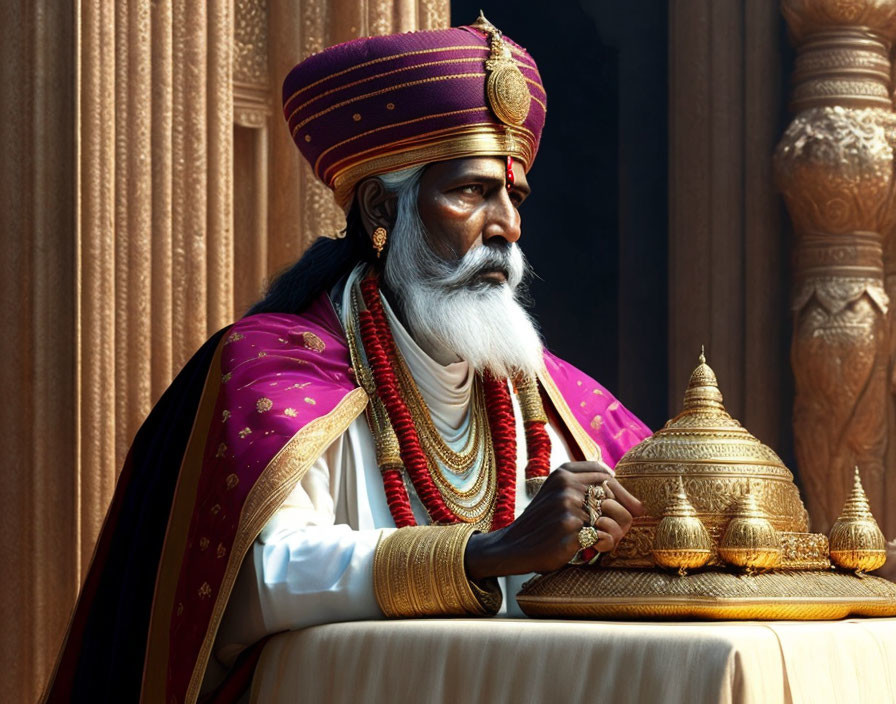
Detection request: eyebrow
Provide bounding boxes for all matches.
[452,169,531,196]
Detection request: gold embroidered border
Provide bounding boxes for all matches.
[373,525,501,618]
[325,122,536,182]
[293,72,487,133]
[330,125,536,208]
[536,365,602,463]
[184,387,369,704]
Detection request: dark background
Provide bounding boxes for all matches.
[452,1,669,430]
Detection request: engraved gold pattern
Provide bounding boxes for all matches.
[651,477,712,575]
[829,467,887,572]
[517,568,896,620]
[373,525,501,617]
[519,351,896,619]
[473,12,531,126]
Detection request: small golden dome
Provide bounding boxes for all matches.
[652,476,712,575]
[719,490,782,571]
[829,468,887,573]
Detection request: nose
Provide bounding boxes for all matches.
[483,189,521,244]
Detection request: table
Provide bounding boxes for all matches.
[249,617,896,703]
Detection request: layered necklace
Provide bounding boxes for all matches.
[347,274,552,532]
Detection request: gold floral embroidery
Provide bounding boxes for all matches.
[198,582,212,599]
[221,372,232,383]
[210,504,221,515]
[579,401,587,408]
[257,351,267,358]
[576,380,583,386]
[216,443,227,458]
[284,408,297,417]
[593,388,604,396]
[238,427,252,438]
[301,331,326,352]
[278,337,287,344]
[256,397,273,413]
[287,382,310,390]
[608,401,620,412]
[590,415,603,431]
[225,473,239,490]
[224,332,244,346]
[221,410,231,422]
[199,537,210,551]
[304,397,316,405]
[216,543,227,559]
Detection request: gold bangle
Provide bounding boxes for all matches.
[373,525,502,618]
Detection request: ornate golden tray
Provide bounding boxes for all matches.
[517,352,896,620]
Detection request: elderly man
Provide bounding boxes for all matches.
[46,15,650,704]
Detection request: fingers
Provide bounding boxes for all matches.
[603,481,645,518]
[594,529,615,552]
[555,464,645,519]
[599,499,633,534]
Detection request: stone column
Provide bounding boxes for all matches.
[774,0,896,533]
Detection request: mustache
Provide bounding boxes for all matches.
[437,242,525,291]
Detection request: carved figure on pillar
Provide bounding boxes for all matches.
[775,0,896,533]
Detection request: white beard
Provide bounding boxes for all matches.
[382,190,544,380]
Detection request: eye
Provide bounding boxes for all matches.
[457,184,484,196]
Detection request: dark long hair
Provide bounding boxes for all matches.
[246,201,375,316]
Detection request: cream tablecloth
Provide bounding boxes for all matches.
[250,617,896,703]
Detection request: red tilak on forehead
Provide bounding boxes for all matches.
[506,155,515,191]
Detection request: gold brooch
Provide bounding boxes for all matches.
[472,12,531,126]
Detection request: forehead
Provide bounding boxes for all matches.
[420,155,530,188]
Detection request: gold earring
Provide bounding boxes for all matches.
[372,227,388,258]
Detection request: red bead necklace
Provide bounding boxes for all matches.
[357,275,551,530]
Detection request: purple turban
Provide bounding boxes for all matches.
[282,14,547,208]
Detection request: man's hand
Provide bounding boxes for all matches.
[464,461,645,580]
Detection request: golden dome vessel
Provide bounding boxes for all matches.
[517,351,896,620]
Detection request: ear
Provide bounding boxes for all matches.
[356,177,398,241]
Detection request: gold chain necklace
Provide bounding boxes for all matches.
[347,285,499,528]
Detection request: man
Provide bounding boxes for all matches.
[45,15,650,704]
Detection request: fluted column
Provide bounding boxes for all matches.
[775,0,896,533]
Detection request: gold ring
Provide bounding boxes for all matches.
[578,525,599,550]
[586,483,607,504]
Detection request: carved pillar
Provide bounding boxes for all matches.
[774,0,896,533]
[233,0,272,313]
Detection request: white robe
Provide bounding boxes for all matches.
[213,275,574,667]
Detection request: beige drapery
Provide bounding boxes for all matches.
[0,2,449,701]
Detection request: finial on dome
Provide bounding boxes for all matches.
[829,466,887,573]
[682,347,724,411]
